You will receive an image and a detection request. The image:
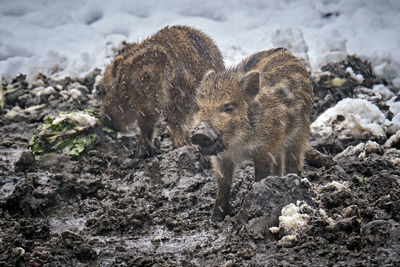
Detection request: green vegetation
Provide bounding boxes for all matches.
[31,110,113,158]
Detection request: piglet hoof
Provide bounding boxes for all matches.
[212,203,232,221]
[199,153,211,170]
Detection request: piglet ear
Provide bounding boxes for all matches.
[239,70,260,98]
[201,70,216,82]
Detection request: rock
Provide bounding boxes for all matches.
[14,151,36,172]
[361,220,399,247]
[41,86,57,96]
[12,247,25,257]
[236,175,316,235]
[121,158,137,169]
[332,216,359,232]
[342,205,359,218]
[78,68,101,90]
[246,215,271,239]
[304,147,335,168]
[276,234,297,247]
[364,140,384,156]
[269,226,280,234]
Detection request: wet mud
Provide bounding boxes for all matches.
[1,57,400,266]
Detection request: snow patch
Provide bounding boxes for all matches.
[4,104,46,121]
[271,27,309,62]
[32,86,56,97]
[276,235,297,247]
[49,217,87,234]
[0,0,399,86]
[279,201,310,234]
[334,143,366,160]
[318,208,336,227]
[345,67,364,84]
[311,98,387,140]
[332,141,386,161]
[384,130,400,148]
[52,111,98,127]
[372,84,395,100]
[319,181,350,192]
[273,200,322,247]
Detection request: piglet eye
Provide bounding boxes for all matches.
[222,103,235,114]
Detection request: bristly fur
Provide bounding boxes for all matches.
[192,48,313,220]
[98,25,224,159]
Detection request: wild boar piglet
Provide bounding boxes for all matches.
[98,25,224,159]
[191,48,313,220]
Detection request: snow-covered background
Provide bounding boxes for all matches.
[1,0,400,86]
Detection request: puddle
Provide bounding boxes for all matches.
[49,217,87,234]
[125,226,228,255]
[0,176,22,200]
[0,148,24,171]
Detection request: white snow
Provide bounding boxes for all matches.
[318,181,350,192]
[271,27,309,62]
[268,226,280,234]
[384,96,400,133]
[274,200,314,247]
[279,201,310,234]
[389,113,400,134]
[346,67,364,84]
[371,84,395,100]
[1,0,400,85]
[4,104,46,121]
[273,201,337,247]
[276,234,297,247]
[52,111,99,127]
[332,141,384,161]
[384,131,400,148]
[311,98,387,140]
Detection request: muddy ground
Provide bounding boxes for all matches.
[1,57,400,266]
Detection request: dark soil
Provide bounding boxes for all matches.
[1,57,400,266]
